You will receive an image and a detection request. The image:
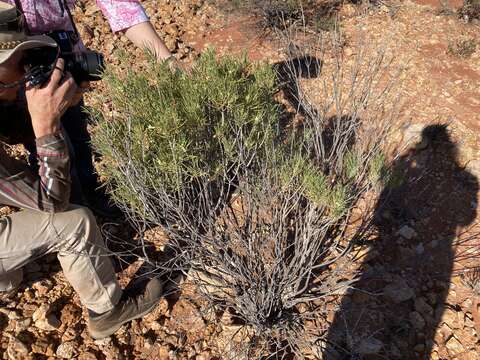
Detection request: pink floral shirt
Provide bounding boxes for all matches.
[4,0,148,33]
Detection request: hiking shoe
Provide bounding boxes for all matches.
[87,277,163,339]
[0,287,19,304]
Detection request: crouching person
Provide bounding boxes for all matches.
[0,6,162,339]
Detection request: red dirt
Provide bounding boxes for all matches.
[413,0,464,8]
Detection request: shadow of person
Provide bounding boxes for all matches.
[323,124,478,359]
[273,55,322,117]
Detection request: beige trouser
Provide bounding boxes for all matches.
[0,206,122,314]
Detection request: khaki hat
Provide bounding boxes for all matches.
[0,2,57,65]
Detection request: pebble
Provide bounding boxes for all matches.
[415,297,434,317]
[33,304,61,331]
[56,342,78,358]
[415,243,425,254]
[383,278,414,303]
[445,336,464,355]
[397,225,417,240]
[410,311,426,329]
[14,317,32,333]
[7,337,29,359]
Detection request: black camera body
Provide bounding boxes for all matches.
[23,31,104,86]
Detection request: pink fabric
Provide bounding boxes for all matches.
[3,0,149,33]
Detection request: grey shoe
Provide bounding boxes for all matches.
[0,284,20,304]
[0,288,18,304]
[88,277,163,339]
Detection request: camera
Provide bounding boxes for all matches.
[23,31,104,87]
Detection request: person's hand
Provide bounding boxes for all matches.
[164,56,189,74]
[71,81,90,106]
[25,59,78,138]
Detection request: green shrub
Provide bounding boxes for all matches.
[91,44,398,357]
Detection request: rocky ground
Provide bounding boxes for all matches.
[1,0,480,359]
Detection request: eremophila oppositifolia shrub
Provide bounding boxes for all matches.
[92,41,399,357]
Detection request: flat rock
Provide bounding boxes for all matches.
[397,225,417,240]
[384,278,415,303]
[445,336,464,356]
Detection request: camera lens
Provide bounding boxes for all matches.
[78,51,105,80]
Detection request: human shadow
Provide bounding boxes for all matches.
[273,55,322,119]
[323,124,478,359]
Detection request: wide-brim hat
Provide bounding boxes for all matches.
[0,2,57,65]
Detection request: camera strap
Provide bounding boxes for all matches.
[12,0,30,34]
[60,0,80,44]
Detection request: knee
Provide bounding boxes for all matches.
[57,205,99,246]
[69,206,97,233]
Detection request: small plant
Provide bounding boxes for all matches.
[459,0,480,21]
[217,0,381,32]
[436,0,456,16]
[461,268,480,295]
[447,37,477,58]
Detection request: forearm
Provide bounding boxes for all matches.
[124,21,172,60]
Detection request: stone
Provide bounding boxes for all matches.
[445,336,464,356]
[32,304,50,323]
[383,278,414,303]
[415,297,434,317]
[14,317,32,333]
[31,339,52,355]
[441,308,461,329]
[56,342,78,358]
[410,311,426,330]
[7,337,29,359]
[358,337,383,355]
[439,323,453,343]
[170,299,206,343]
[7,310,20,320]
[32,280,53,296]
[32,303,61,331]
[415,243,424,254]
[397,225,417,240]
[38,314,61,331]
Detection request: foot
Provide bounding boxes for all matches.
[87,277,163,339]
[0,286,20,304]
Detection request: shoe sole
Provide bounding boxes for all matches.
[88,298,161,339]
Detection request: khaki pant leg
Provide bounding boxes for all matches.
[0,206,122,313]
